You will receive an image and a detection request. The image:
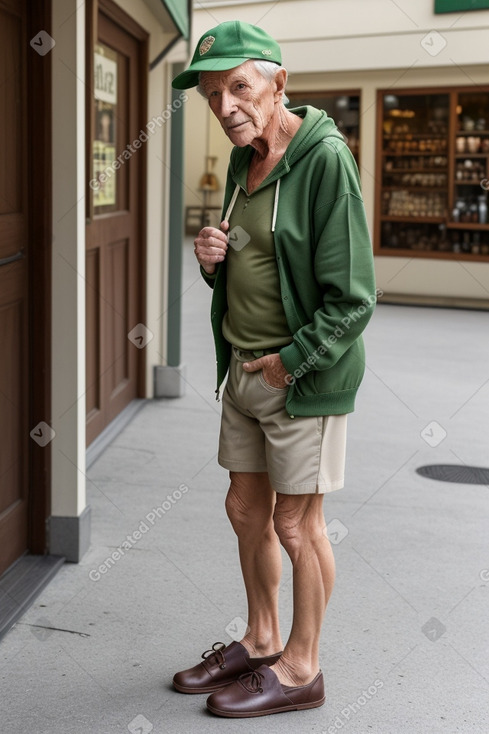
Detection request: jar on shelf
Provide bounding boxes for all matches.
[478,196,488,225]
[456,137,466,153]
[467,137,481,154]
[472,233,481,255]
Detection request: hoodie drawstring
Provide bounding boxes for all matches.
[224,183,240,222]
[224,180,281,232]
[271,179,280,233]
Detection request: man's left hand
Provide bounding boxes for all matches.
[242,353,291,389]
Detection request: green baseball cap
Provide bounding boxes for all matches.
[172,20,282,90]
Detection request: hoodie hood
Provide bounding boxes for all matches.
[224,105,345,230]
[228,105,344,188]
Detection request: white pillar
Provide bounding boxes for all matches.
[50,0,89,561]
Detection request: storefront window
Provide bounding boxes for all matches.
[287,91,360,165]
[375,87,489,260]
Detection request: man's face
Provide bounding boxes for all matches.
[199,60,278,147]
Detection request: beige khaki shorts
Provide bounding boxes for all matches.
[218,347,347,495]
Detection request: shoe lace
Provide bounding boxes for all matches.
[239,669,264,693]
[201,641,227,670]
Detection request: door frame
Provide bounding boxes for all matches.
[27,0,52,555]
[85,0,148,430]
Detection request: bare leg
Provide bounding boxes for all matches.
[270,492,335,686]
[225,471,283,657]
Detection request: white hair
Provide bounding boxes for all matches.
[197,59,289,105]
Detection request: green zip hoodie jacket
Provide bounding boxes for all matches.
[202,105,376,417]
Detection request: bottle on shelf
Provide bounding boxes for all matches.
[478,195,488,225]
[451,196,489,224]
[470,201,479,223]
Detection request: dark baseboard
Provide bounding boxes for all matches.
[86,399,147,469]
[48,505,91,562]
[378,293,489,311]
[0,554,65,641]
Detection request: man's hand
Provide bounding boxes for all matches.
[242,353,291,389]
[194,221,229,274]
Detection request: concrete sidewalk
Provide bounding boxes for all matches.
[1,239,489,733]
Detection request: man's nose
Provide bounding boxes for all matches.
[221,89,237,117]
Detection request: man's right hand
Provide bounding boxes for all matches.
[194,220,229,274]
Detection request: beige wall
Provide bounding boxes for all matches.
[51,0,87,516]
[115,0,188,389]
[193,0,489,72]
[183,0,489,301]
[50,0,187,524]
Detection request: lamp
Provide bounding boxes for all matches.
[199,156,219,226]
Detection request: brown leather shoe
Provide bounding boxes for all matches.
[206,664,325,717]
[173,642,283,694]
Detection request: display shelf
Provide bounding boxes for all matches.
[375,86,489,260]
[381,215,446,223]
[377,248,489,261]
[387,168,448,173]
[383,147,448,154]
[446,222,489,230]
[383,132,448,137]
[382,187,447,192]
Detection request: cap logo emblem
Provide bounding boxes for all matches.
[199,36,215,55]
[262,49,272,56]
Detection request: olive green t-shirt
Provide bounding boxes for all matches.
[222,184,292,350]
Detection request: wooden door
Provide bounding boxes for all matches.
[0,0,29,575]
[86,4,146,444]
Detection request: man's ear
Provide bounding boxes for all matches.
[273,68,288,102]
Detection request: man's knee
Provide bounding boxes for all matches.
[272,505,301,556]
[273,495,325,557]
[225,472,274,536]
[225,483,249,532]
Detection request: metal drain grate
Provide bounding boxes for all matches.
[416,464,489,485]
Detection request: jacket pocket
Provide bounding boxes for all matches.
[293,339,366,397]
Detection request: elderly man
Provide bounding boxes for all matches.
[171,21,376,718]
